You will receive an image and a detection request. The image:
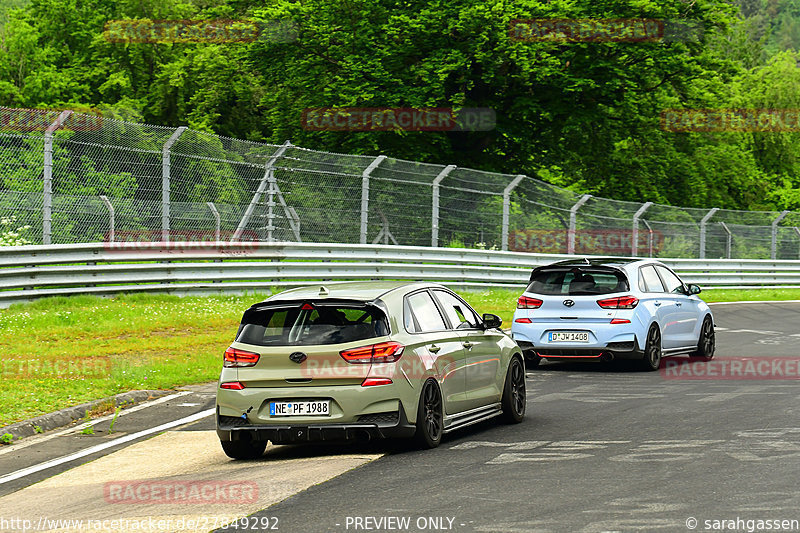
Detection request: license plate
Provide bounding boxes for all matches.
[549,331,589,343]
[270,400,330,417]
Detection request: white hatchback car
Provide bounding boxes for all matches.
[510,258,715,371]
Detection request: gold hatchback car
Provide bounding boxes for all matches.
[216,281,526,459]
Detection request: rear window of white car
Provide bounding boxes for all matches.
[526,268,629,296]
[236,303,389,346]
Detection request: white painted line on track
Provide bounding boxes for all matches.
[0,408,213,485]
[0,390,193,457]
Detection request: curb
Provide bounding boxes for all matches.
[0,389,172,442]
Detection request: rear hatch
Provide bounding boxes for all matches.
[518,265,631,324]
[228,300,391,387]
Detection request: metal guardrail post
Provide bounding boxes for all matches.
[631,201,653,257]
[502,175,526,251]
[233,140,291,242]
[719,221,732,259]
[207,202,220,242]
[99,195,115,243]
[42,110,73,245]
[431,165,456,247]
[161,127,187,243]
[699,207,719,259]
[568,194,591,255]
[771,210,790,260]
[360,155,386,245]
[642,219,654,258]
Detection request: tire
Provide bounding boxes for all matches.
[414,379,443,449]
[501,357,526,423]
[523,350,541,369]
[220,437,267,460]
[691,316,715,360]
[640,325,662,371]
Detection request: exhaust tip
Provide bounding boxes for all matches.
[600,352,614,362]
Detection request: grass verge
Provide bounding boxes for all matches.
[1,286,798,426]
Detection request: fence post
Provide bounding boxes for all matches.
[233,140,291,241]
[502,175,526,251]
[771,210,790,260]
[631,201,653,257]
[642,219,654,258]
[42,110,73,245]
[631,202,653,257]
[568,194,591,254]
[99,195,115,243]
[207,202,220,242]
[360,155,386,244]
[161,127,187,243]
[795,227,800,260]
[699,207,719,259]
[431,164,456,247]
[719,221,732,259]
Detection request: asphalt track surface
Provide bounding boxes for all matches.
[1,302,799,533]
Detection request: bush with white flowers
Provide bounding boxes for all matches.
[0,216,32,246]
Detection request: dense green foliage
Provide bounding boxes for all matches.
[1,0,800,210]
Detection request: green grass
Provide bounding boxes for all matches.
[695,288,800,303]
[1,286,798,427]
[0,292,272,426]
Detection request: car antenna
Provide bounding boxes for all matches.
[583,257,590,265]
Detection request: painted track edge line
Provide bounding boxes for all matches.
[0,408,214,485]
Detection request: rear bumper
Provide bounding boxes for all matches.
[216,406,416,444]
[516,339,644,361]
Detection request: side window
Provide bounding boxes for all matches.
[433,290,480,330]
[656,266,685,294]
[405,291,447,333]
[640,265,666,293]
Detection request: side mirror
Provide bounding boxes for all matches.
[687,284,702,295]
[482,313,503,329]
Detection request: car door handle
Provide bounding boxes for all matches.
[463,341,474,349]
[429,344,441,354]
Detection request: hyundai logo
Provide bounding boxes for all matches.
[562,299,575,307]
[289,352,307,364]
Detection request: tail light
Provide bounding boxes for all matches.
[515,318,532,323]
[597,296,639,309]
[340,342,404,364]
[517,296,543,309]
[224,347,260,368]
[361,377,393,387]
[220,381,246,390]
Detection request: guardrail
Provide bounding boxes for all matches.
[1,242,799,307]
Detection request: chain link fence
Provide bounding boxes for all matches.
[2,106,800,259]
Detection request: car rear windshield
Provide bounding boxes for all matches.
[526,267,629,296]
[235,303,389,346]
